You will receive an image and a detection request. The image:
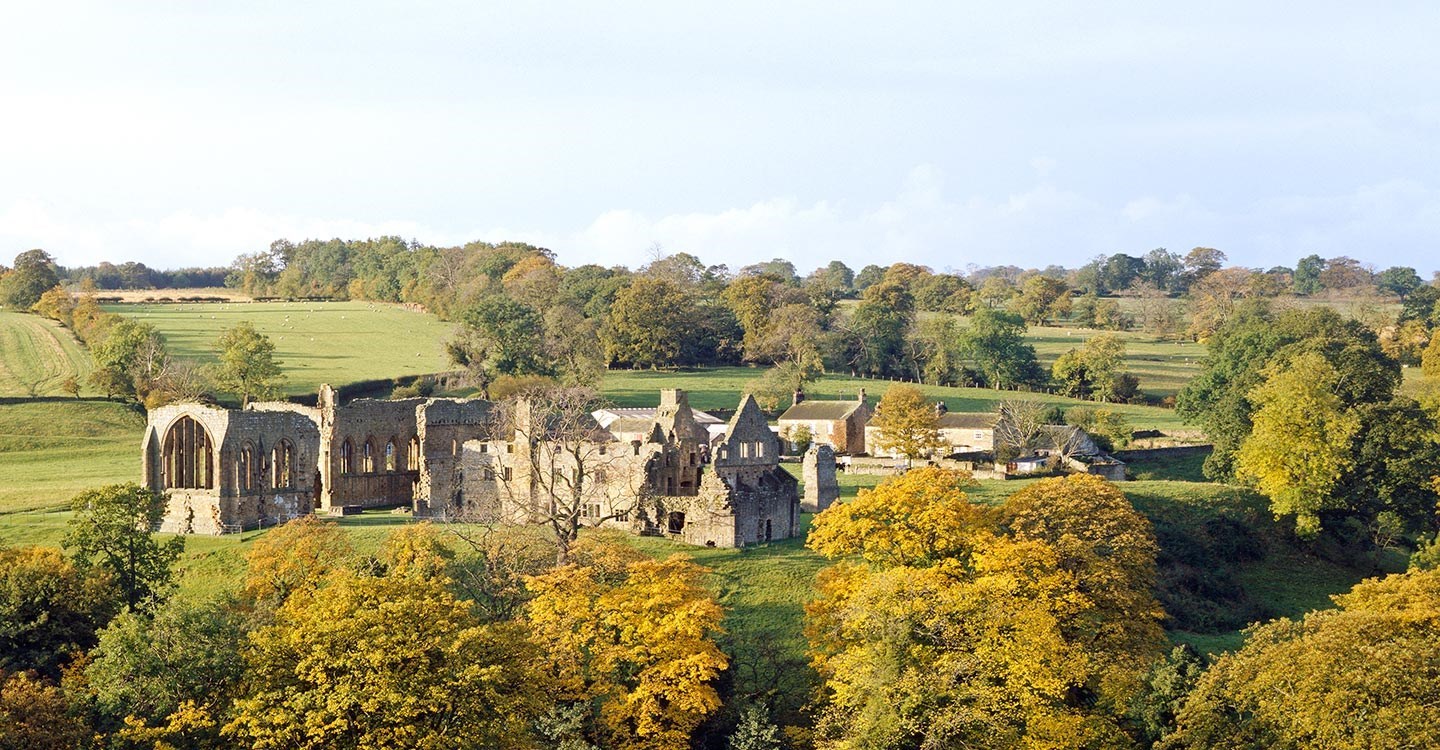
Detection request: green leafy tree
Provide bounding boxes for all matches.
[603,276,698,368]
[0,670,90,750]
[841,280,912,377]
[213,321,285,407]
[65,483,184,612]
[447,296,552,395]
[0,546,118,678]
[1012,274,1071,325]
[1235,352,1362,537]
[1376,265,1423,298]
[0,249,60,310]
[729,703,783,750]
[1292,253,1325,295]
[86,595,246,741]
[958,306,1044,389]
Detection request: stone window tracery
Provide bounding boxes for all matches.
[272,439,294,489]
[162,415,213,489]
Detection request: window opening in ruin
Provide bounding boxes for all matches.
[162,415,214,490]
[238,442,254,492]
[667,511,685,534]
[340,439,354,475]
[765,518,773,541]
[385,439,397,472]
[408,436,420,469]
[272,439,294,489]
[362,439,376,473]
[756,442,764,458]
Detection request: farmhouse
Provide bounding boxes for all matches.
[141,386,804,547]
[777,390,872,454]
[866,406,999,459]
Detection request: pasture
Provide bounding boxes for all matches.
[0,399,143,513]
[0,310,94,397]
[103,300,456,395]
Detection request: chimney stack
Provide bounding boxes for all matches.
[857,388,866,403]
[793,390,806,405]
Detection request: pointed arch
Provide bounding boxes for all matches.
[238,441,256,492]
[162,415,214,489]
[272,439,295,489]
[408,436,421,472]
[362,437,377,473]
[385,437,398,472]
[340,438,355,475]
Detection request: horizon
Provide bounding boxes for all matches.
[3,3,1438,272]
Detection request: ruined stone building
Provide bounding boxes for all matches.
[141,386,804,547]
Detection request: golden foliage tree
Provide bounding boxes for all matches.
[1163,567,1440,749]
[1235,351,1362,537]
[227,569,542,749]
[525,544,728,749]
[0,669,90,750]
[240,515,352,617]
[805,469,1166,748]
[1002,474,1167,703]
[807,466,991,567]
[868,385,945,462]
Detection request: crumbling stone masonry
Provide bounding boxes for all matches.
[802,443,839,513]
[143,386,811,548]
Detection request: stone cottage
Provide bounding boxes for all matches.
[777,390,872,454]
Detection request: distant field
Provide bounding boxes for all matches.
[603,367,1196,435]
[0,400,143,513]
[1025,325,1204,402]
[96,287,251,303]
[0,311,94,397]
[105,301,455,396]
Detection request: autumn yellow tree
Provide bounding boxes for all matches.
[807,466,991,567]
[1163,567,1440,749]
[868,385,945,462]
[1002,474,1167,704]
[227,569,543,749]
[240,515,352,617]
[1235,351,1362,537]
[525,543,728,749]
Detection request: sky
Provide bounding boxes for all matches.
[1,1,1438,274]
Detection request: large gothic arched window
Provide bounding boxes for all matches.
[340,439,354,475]
[162,415,214,489]
[362,439,376,473]
[385,438,397,472]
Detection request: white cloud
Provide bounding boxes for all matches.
[5,169,1440,275]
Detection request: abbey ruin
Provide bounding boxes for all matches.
[141,386,804,547]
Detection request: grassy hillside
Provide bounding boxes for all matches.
[0,399,144,513]
[1025,325,1203,402]
[104,301,455,395]
[603,368,1195,435]
[0,311,94,397]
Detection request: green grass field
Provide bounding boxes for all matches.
[1025,325,1204,402]
[0,310,95,397]
[0,400,144,513]
[104,301,455,396]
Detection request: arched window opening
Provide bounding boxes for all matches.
[385,439,398,472]
[340,439,354,475]
[238,442,255,492]
[272,439,295,489]
[408,436,420,471]
[162,415,214,490]
[362,439,376,473]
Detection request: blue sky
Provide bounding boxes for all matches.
[2,2,1437,273]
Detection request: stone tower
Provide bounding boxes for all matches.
[802,443,839,513]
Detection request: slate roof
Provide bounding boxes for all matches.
[937,412,998,430]
[778,400,864,421]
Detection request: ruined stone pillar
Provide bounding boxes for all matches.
[802,443,839,513]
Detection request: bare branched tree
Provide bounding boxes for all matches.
[492,385,650,565]
[994,399,1050,463]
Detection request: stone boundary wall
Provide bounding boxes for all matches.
[1112,444,1213,463]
